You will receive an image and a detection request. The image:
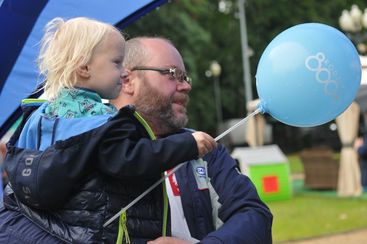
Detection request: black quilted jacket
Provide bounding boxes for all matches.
[3,104,197,243]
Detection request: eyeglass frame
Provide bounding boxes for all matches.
[130,66,192,85]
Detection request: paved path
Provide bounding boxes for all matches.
[281,228,367,244]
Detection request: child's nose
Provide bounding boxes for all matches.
[121,69,128,79]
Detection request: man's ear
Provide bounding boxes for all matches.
[76,64,90,79]
[122,69,135,95]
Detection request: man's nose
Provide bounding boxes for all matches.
[177,80,191,92]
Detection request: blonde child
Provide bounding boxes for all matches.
[0,17,216,243]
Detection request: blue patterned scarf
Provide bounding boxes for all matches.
[45,88,117,118]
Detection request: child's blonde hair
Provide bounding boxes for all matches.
[38,17,123,100]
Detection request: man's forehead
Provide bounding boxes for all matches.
[142,38,171,48]
[143,39,185,68]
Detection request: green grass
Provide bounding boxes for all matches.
[265,154,367,243]
[268,193,367,243]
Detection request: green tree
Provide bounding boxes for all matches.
[124,0,367,143]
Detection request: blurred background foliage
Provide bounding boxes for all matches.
[124,0,367,152]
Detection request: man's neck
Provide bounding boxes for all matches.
[140,114,174,138]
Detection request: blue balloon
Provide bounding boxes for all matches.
[256,23,361,127]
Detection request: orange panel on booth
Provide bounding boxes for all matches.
[232,145,292,202]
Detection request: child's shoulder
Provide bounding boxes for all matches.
[21,98,47,108]
[20,98,47,116]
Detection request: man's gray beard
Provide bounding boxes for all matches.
[134,83,188,135]
[136,101,188,134]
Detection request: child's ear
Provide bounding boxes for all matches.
[76,65,90,78]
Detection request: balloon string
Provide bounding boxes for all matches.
[103,108,261,227]
[214,108,261,141]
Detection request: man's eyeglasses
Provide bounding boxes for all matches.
[131,66,192,85]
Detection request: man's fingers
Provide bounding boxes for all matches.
[192,131,217,158]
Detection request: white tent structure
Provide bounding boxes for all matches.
[336,102,363,196]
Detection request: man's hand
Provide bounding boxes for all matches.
[147,237,193,244]
[192,131,217,158]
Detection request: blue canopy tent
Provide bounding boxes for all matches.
[0,0,167,139]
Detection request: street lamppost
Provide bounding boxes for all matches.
[218,0,253,109]
[210,61,223,127]
[339,4,367,54]
[238,0,253,107]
